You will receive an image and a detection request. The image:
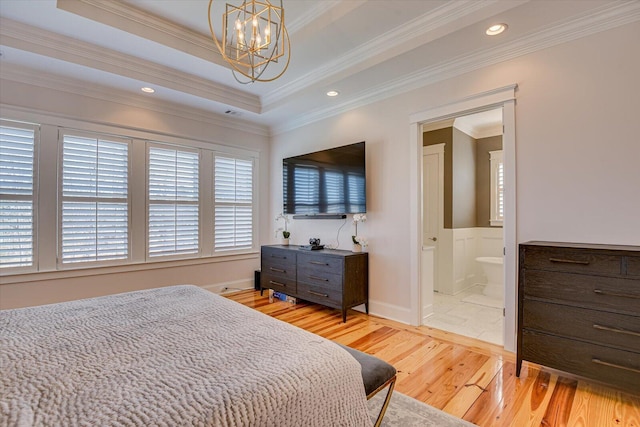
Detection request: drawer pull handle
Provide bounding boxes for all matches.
[549,257,590,265]
[592,358,640,374]
[271,255,286,259]
[309,275,329,282]
[593,324,640,338]
[310,261,329,266]
[269,280,286,288]
[593,289,640,299]
[270,267,286,273]
[308,290,329,298]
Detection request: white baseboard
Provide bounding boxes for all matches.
[358,299,412,325]
[202,278,254,295]
[421,303,434,324]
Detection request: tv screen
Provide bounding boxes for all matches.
[283,141,366,215]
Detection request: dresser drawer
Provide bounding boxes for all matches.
[297,253,344,273]
[522,300,640,353]
[262,246,296,266]
[297,254,344,290]
[297,282,342,308]
[523,270,640,315]
[261,247,296,280]
[628,256,640,278]
[522,246,622,276]
[522,330,640,393]
[260,274,296,295]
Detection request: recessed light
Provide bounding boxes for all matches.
[141,87,155,93]
[326,90,339,97]
[486,23,508,36]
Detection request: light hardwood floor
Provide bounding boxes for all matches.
[227,290,640,427]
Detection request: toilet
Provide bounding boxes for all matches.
[475,256,503,299]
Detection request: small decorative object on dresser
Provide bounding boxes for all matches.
[275,213,291,245]
[517,241,640,394]
[352,214,368,253]
[260,245,368,322]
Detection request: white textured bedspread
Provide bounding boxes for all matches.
[0,285,371,427]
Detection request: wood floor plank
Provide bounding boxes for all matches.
[422,350,489,409]
[225,290,640,427]
[506,370,557,427]
[567,381,640,427]
[541,376,578,426]
[442,357,503,418]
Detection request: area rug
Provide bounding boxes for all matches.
[368,391,476,426]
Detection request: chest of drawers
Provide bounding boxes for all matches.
[260,245,368,322]
[517,241,640,393]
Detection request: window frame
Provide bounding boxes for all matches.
[1,110,261,280]
[489,149,504,227]
[213,152,257,254]
[146,142,202,261]
[0,120,39,273]
[57,129,132,269]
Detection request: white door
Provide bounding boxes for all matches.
[423,145,443,292]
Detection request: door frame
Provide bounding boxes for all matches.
[408,84,518,352]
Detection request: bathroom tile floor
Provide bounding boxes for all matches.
[423,284,504,346]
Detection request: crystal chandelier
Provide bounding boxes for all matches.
[208,0,291,84]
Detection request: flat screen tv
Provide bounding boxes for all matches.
[283,141,366,216]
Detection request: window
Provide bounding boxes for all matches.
[0,121,38,269]
[489,150,504,226]
[148,145,199,258]
[60,132,130,264]
[214,155,254,251]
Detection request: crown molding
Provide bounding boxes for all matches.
[272,1,640,134]
[286,1,348,35]
[0,63,269,137]
[0,18,261,114]
[262,0,509,110]
[58,0,225,66]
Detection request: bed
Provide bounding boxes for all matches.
[1,285,394,426]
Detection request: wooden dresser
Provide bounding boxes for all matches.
[517,241,640,393]
[260,245,368,322]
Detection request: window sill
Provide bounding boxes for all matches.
[0,251,259,285]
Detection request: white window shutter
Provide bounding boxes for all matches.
[489,150,504,226]
[214,156,253,251]
[148,146,199,257]
[0,123,36,268]
[61,134,129,264]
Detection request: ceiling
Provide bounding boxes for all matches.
[1,0,639,135]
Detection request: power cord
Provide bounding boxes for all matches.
[325,218,347,249]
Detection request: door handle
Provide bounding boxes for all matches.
[428,237,437,242]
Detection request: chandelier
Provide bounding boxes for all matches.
[208,0,291,84]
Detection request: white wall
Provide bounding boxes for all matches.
[270,22,640,323]
[0,80,271,309]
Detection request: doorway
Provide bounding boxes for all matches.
[421,111,505,345]
[408,84,517,352]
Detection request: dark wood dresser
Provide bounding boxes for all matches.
[517,241,640,393]
[260,245,368,322]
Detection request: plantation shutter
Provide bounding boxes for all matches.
[497,161,504,221]
[148,146,199,257]
[214,155,253,251]
[60,134,129,264]
[489,150,504,226]
[0,122,36,269]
